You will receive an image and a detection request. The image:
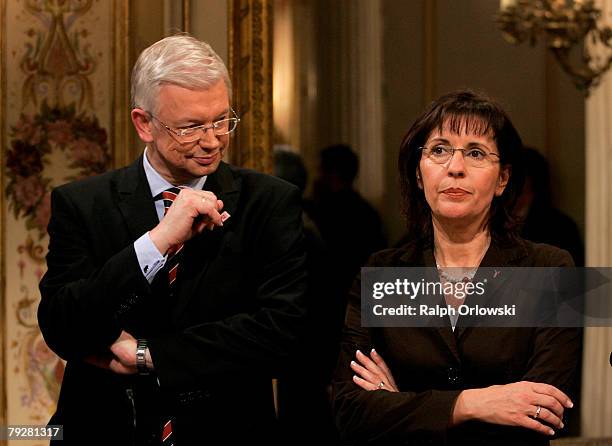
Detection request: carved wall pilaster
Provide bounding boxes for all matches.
[228,0,274,173]
[583,0,612,436]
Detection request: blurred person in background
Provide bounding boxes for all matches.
[274,148,342,444]
[514,146,584,266]
[307,144,387,298]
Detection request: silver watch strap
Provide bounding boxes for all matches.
[136,339,149,375]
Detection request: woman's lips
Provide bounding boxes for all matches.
[441,187,471,198]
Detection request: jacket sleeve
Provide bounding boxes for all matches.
[522,247,581,399]
[148,185,309,391]
[332,259,461,445]
[38,187,152,360]
[333,244,582,444]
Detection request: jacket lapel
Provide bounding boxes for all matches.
[401,237,530,357]
[455,237,528,340]
[171,162,241,321]
[202,161,240,219]
[115,156,159,241]
[400,240,462,362]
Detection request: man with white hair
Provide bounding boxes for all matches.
[38,35,307,445]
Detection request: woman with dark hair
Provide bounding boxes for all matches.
[332,90,580,445]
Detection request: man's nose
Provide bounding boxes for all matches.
[197,127,221,147]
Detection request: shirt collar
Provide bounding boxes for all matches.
[142,147,207,198]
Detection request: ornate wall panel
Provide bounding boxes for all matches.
[228,0,274,173]
[0,1,129,443]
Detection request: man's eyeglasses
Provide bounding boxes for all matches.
[148,108,240,144]
[419,144,500,168]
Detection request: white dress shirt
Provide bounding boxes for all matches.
[133,148,207,283]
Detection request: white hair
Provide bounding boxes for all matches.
[131,34,231,113]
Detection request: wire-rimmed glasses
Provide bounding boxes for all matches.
[419,144,500,168]
[149,108,240,144]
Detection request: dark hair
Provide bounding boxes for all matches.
[398,89,525,241]
[320,144,359,184]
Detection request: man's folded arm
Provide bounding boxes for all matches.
[38,187,152,360]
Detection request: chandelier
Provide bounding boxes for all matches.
[497,0,612,94]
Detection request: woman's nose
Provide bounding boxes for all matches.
[446,149,466,177]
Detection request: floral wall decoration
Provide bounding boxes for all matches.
[7,103,110,237]
[2,0,125,442]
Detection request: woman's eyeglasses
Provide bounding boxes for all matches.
[419,144,500,168]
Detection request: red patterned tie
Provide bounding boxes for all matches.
[161,418,175,446]
[160,187,181,445]
[161,187,184,286]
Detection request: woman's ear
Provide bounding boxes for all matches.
[416,167,423,189]
[131,108,154,143]
[495,165,511,196]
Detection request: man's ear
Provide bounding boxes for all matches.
[416,167,423,189]
[131,108,154,143]
[495,165,511,196]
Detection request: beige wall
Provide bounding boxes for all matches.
[381,0,427,244]
[190,0,228,63]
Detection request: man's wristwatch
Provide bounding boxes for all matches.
[136,339,150,375]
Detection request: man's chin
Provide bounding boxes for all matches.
[190,158,221,176]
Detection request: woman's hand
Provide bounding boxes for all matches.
[453,381,573,436]
[351,349,399,392]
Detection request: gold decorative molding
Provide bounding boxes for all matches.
[228,0,274,173]
[111,0,132,167]
[182,0,191,34]
[0,0,7,435]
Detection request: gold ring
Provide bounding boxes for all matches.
[534,405,542,419]
[378,381,385,389]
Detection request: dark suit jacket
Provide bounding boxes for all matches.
[38,157,307,445]
[332,237,581,445]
